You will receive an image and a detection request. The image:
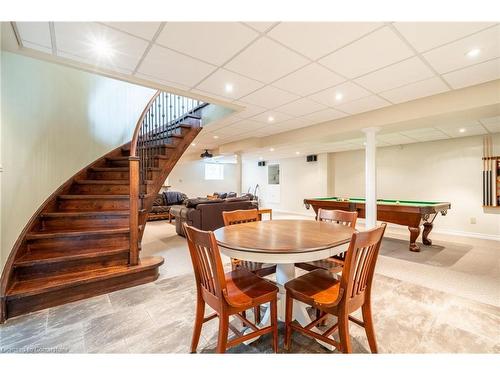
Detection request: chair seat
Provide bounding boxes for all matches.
[225,269,278,309]
[285,269,342,307]
[295,257,344,273]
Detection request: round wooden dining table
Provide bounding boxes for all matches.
[214,219,354,349]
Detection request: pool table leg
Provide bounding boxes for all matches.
[422,222,433,246]
[408,226,420,252]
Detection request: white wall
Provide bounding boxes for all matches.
[168,160,238,198]
[1,52,154,272]
[333,134,500,238]
[242,154,328,215]
[240,134,499,239]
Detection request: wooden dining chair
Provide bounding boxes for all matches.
[295,209,358,273]
[284,223,386,353]
[183,223,279,353]
[222,209,277,324]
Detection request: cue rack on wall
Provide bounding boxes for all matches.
[482,135,499,207]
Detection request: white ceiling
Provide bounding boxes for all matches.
[13,21,500,152]
[240,115,500,161]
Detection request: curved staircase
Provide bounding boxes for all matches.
[0,91,205,322]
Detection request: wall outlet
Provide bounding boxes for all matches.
[470,217,476,224]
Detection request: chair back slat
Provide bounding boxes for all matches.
[183,223,227,300]
[222,209,260,226]
[341,223,386,300]
[317,208,357,228]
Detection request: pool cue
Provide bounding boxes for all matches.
[483,137,486,206]
[488,136,493,206]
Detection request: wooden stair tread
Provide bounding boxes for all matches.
[41,210,130,218]
[26,227,130,240]
[15,247,130,266]
[58,194,129,199]
[7,256,164,299]
[74,179,130,185]
[90,167,129,171]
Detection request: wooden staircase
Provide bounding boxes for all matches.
[0,92,204,322]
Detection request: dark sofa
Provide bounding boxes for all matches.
[148,191,187,222]
[170,196,257,236]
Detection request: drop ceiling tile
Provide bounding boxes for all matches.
[54,22,149,72]
[399,127,449,142]
[225,37,309,83]
[442,58,500,89]
[16,22,52,50]
[239,85,300,108]
[436,122,487,137]
[251,111,292,124]
[484,123,500,133]
[300,108,348,123]
[244,22,278,33]
[422,25,500,74]
[275,98,327,117]
[274,118,310,131]
[354,57,435,93]
[102,22,162,40]
[134,72,192,91]
[272,63,345,96]
[203,116,241,131]
[480,115,500,125]
[22,41,52,54]
[319,26,414,78]
[57,50,134,75]
[195,69,264,100]
[309,81,371,107]
[156,22,258,65]
[334,95,390,115]
[138,44,216,87]
[189,89,234,103]
[268,22,382,60]
[228,119,268,132]
[379,77,449,104]
[394,22,496,53]
[377,133,417,145]
[232,102,267,119]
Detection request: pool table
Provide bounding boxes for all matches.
[303,197,451,252]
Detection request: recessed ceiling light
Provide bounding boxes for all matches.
[191,143,196,146]
[267,116,275,123]
[295,151,300,155]
[224,83,234,93]
[269,148,275,152]
[259,156,264,161]
[363,142,367,146]
[335,93,343,101]
[459,128,466,133]
[90,37,114,59]
[466,48,481,58]
[213,135,219,139]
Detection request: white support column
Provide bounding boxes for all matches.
[235,153,242,196]
[362,127,380,229]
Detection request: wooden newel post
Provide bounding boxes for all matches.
[129,156,140,266]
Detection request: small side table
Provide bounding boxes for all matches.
[258,208,272,220]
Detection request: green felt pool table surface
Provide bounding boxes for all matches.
[311,197,445,207]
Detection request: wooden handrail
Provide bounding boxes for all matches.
[129,90,161,157]
[128,90,205,266]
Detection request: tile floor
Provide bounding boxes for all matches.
[1,213,499,353]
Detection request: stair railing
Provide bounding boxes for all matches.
[128,91,203,265]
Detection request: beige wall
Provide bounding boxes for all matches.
[168,160,239,198]
[0,52,155,272]
[333,134,500,238]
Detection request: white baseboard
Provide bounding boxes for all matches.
[273,210,499,242]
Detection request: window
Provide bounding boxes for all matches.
[204,163,224,180]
